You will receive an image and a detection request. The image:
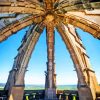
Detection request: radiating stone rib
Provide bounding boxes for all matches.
[43,0,54,10]
[56,23,94,100]
[26,0,43,5]
[58,13,100,39]
[0,15,44,42]
[4,24,36,91]
[5,23,45,100]
[55,2,100,12]
[15,23,44,86]
[0,1,45,14]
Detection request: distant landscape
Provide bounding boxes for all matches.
[1,83,99,90]
[0,83,5,90]
[0,83,77,90]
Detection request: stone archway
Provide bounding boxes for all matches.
[4,23,44,100]
[57,23,100,100]
[0,0,100,100]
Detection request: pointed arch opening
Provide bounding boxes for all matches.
[76,28,100,84]
[0,27,27,89]
[55,29,78,89]
[24,29,47,89]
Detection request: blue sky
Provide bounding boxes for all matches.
[0,27,100,85]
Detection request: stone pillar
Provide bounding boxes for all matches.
[8,85,24,100]
[6,23,44,100]
[45,22,57,100]
[57,24,93,100]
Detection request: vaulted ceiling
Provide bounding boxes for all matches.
[0,0,100,42]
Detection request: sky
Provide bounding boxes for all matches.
[0,27,100,85]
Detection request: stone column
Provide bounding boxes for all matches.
[45,22,57,99]
[57,23,93,100]
[6,23,44,100]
